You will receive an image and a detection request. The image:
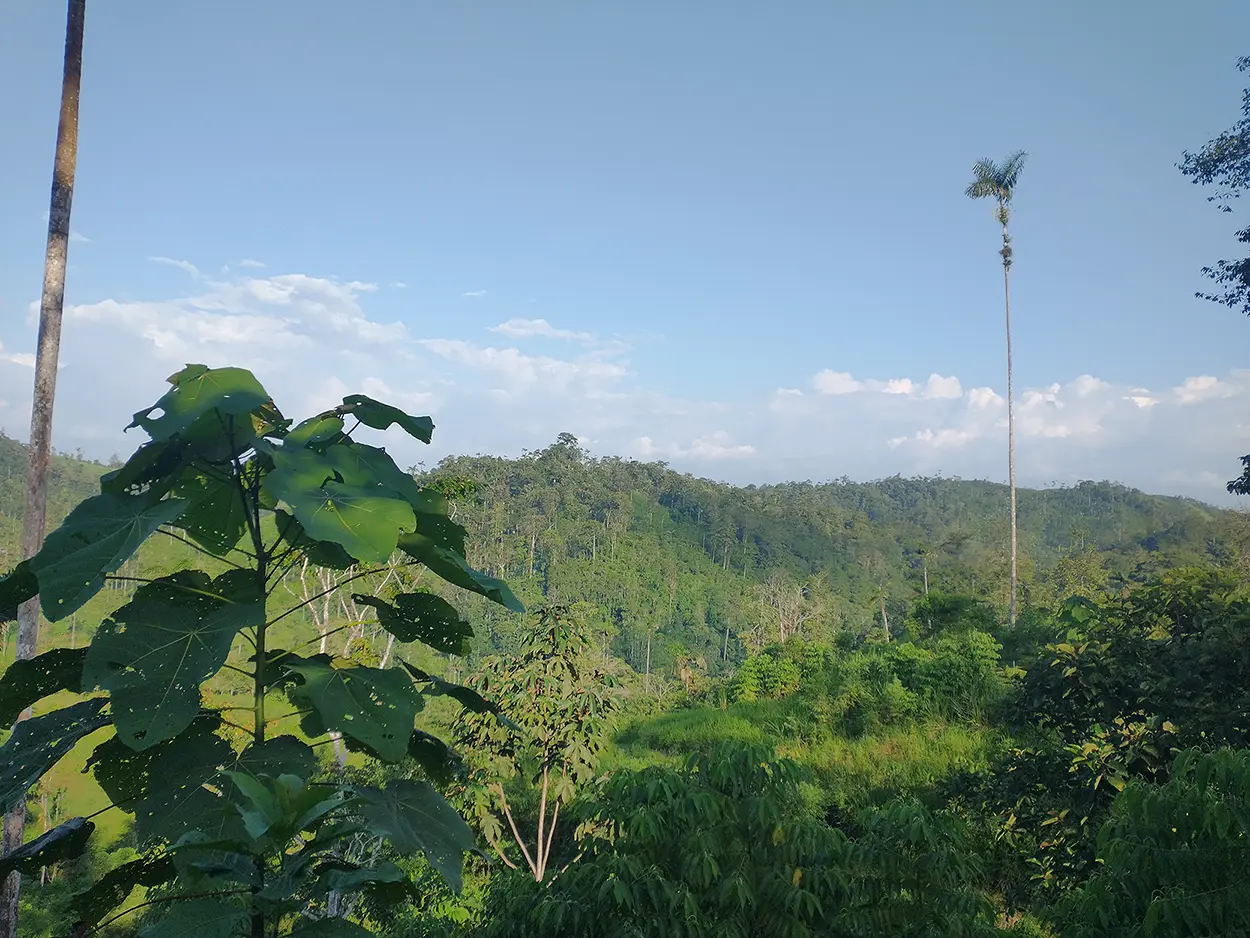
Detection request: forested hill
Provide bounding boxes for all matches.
[0,430,1241,679]
[416,434,1243,676]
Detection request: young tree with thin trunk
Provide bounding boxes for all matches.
[0,2,86,934]
[966,150,1027,626]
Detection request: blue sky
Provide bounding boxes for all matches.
[1,0,1248,503]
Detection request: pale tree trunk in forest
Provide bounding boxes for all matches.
[1,3,86,934]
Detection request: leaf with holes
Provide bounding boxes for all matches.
[127,364,272,443]
[0,646,86,725]
[353,780,476,890]
[0,816,94,879]
[341,394,434,443]
[0,699,109,812]
[398,531,524,613]
[130,718,235,844]
[29,493,188,620]
[354,592,473,654]
[100,438,189,498]
[83,569,265,748]
[283,658,420,763]
[261,443,415,563]
[170,468,249,554]
[69,853,177,927]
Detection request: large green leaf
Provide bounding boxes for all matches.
[406,730,464,785]
[0,560,38,622]
[0,699,109,812]
[401,663,509,722]
[30,493,188,620]
[0,646,86,725]
[171,468,249,554]
[398,531,525,613]
[0,816,94,879]
[285,414,345,448]
[138,895,249,938]
[261,442,415,563]
[100,438,189,498]
[317,859,417,906]
[342,393,434,444]
[83,570,265,748]
[69,853,177,927]
[353,780,475,890]
[87,732,156,807]
[283,658,420,762]
[127,364,271,443]
[353,592,473,654]
[273,509,357,570]
[131,719,235,844]
[226,734,317,783]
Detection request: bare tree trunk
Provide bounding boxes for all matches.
[1,4,85,935]
[1002,224,1018,627]
[879,595,890,643]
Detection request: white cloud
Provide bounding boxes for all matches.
[462,289,488,298]
[2,261,1248,507]
[149,256,202,279]
[635,430,756,461]
[1174,375,1239,404]
[70,230,90,243]
[238,259,267,269]
[967,387,1003,410]
[390,282,408,289]
[922,374,963,400]
[813,370,862,395]
[488,318,593,342]
[1071,374,1110,397]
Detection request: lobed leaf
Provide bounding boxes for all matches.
[0,646,87,725]
[170,468,250,554]
[352,780,476,891]
[0,699,109,812]
[283,657,421,763]
[261,442,415,563]
[398,531,525,613]
[30,492,188,620]
[83,569,265,748]
[354,591,473,654]
[341,393,434,443]
[127,364,271,443]
[128,718,237,844]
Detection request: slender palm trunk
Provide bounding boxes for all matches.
[0,4,85,935]
[1001,221,1018,627]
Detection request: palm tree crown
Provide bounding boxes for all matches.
[966,151,1028,257]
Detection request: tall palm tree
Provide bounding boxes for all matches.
[966,150,1027,626]
[0,2,87,935]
